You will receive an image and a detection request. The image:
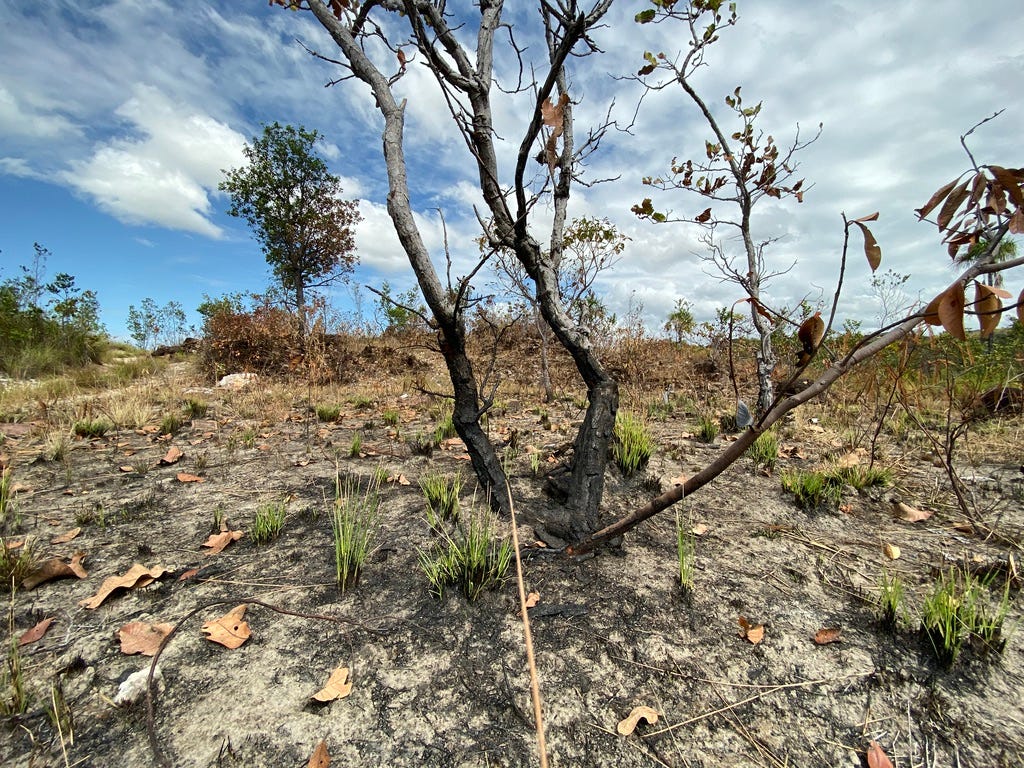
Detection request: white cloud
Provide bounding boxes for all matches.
[60,85,246,237]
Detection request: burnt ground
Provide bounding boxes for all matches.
[3,358,1024,768]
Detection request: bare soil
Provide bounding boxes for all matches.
[3,356,1024,768]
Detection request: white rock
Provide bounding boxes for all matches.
[216,372,259,390]
[114,666,163,706]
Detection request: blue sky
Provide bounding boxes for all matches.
[1,0,1021,341]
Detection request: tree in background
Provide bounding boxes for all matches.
[126,298,187,350]
[219,122,361,341]
[664,298,695,344]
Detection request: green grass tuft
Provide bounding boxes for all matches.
[613,411,654,476]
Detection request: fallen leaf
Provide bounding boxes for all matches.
[525,592,540,609]
[883,542,901,560]
[201,529,243,555]
[387,473,410,486]
[119,465,135,473]
[23,552,88,590]
[813,627,842,645]
[312,666,352,702]
[894,501,933,522]
[79,563,166,609]
[4,539,24,551]
[201,604,250,649]
[616,705,659,735]
[118,621,174,656]
[691,523,709,536]
[176,472,204,483]
[18,617,54,646]
[178,568,200,581]
[51,527,81,544]
[738,616,765,645]
[159,446,184,465]
[835,449,866,468]
[307,740,331,768]
[867,740,894,768]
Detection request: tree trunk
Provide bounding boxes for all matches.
[536,309,554,403]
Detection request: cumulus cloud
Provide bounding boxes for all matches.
[60,85,246,237]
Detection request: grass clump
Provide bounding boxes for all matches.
[159,413,182,436]
[613,411,654,476]
[382,408,400,427]
[407,430,436,456]
[1,626,29,715]
[676,512,696,592]
[73,417,112,439]
[184,397,208,419]
[747,429,779,472]
[349,394,374,409]
[331,473,380,591]
[348,431,363,458]
[316,404,342,422]
[420,471,463,529]
[781,469,844,512]
[832,464,892,491]
[250,500,287,545]
[0,538,36,591]
[434,414,457,443]
[878,571,906,631]
[920,567,1013,669]
[0,469,15,531]
[696,413,718,443]
[419,508,512,601]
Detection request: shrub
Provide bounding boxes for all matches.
[696,413,718,443]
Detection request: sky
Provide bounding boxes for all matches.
[0,0,1021,342]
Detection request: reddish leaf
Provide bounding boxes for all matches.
[312,666,353,702]
[176,472,204,483]
[974,283,1002,340]
[936,283,966,341]
[202,529,243,555]
[118,621,174,656]
[988,165,1024,208]
[853,211,879,223]
[51,527,81,544]
[79,563,167,609]
[1010,207,1024,234]
[936,179,970,230]
[813,627,842,645]
[159,446,184,465]
[738,616,765,644]
[916,176,961,219]
[695,207,712,223]
[853,221,882,272]
[308,740,331,768]
[616,705,660,735]
[18,617,54,646]
[867,741,894,768]
[797,311,825,360]
[23,552,88,590]
[894,501,933,522]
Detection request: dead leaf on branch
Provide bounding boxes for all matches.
[79,563,167,609]
[202,529,243,555]
[738,616,765,645]
[974,283,1003,340]
[118,621,174,656]
[18,617,54,646]
[202,604,251,649]
[23,552,88,590]
[308,740,331,768]
[616,705,659,736]
[312,666,353,702]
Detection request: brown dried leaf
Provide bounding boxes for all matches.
[312,666,353,702]
[307,740,331,768]
[118,621,174,656]
[894,501,933,523]
[18,617,54,646]
[23,552,88,590]
[936,178,970,230]
[813,627,842,645]
[616,705,659,736]
[883,542,901,561]
[853,211,880,223]
[853,221,882,272]
[867,740,895,768]
[51,527,81,544]
[916,176,961,220]
[524,592,540,609]
[540,92,569,134]
[988,165,1024,208]
[695,207,712,223]
[738,616,765,644]
[936,284,966,341]
[1009,207,1024,234]
[201,604,250,649]
[176,472,204,483]
[974,283,1003,340]
[79,563,166,609]
[160,446,184,465]
[201,529,243,555]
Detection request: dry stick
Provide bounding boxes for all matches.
[146,597,382,768]
[503,478,549,768]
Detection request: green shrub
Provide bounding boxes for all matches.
[920,567,1012,668]
[382,408,400,427]
[73,418,112,439]
[676,512,696,592]
[696,413,718,443]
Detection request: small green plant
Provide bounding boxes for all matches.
[348,431,363,458]
[250,500,287,544]
[382,408,400,427]
[0,469,14,531]
[747,429,779,473]
[0,538,36,591]
[420,508,512,601]
[316,404,342,422]
[696,413,718,443]
[676,512,696,592]
[349,394,374,409]
[529,450,543,477]
[613,411,654,476]
[1,629,28,715]
[43,431,71,462]
[159,413,182,436]
[212,504,226,532]
[878,571,906,631]
[131,459,151,475]
[420,471,463,528]
[184,397,208,418]
[434,414,456,443]
[920,567,1012,668]
[73,418,112,439]
[833,464,892,491]
[781,469,844,512]
[241,428,257,449]
[331,474,380,591]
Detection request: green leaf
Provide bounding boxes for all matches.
[635,9,656,23]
